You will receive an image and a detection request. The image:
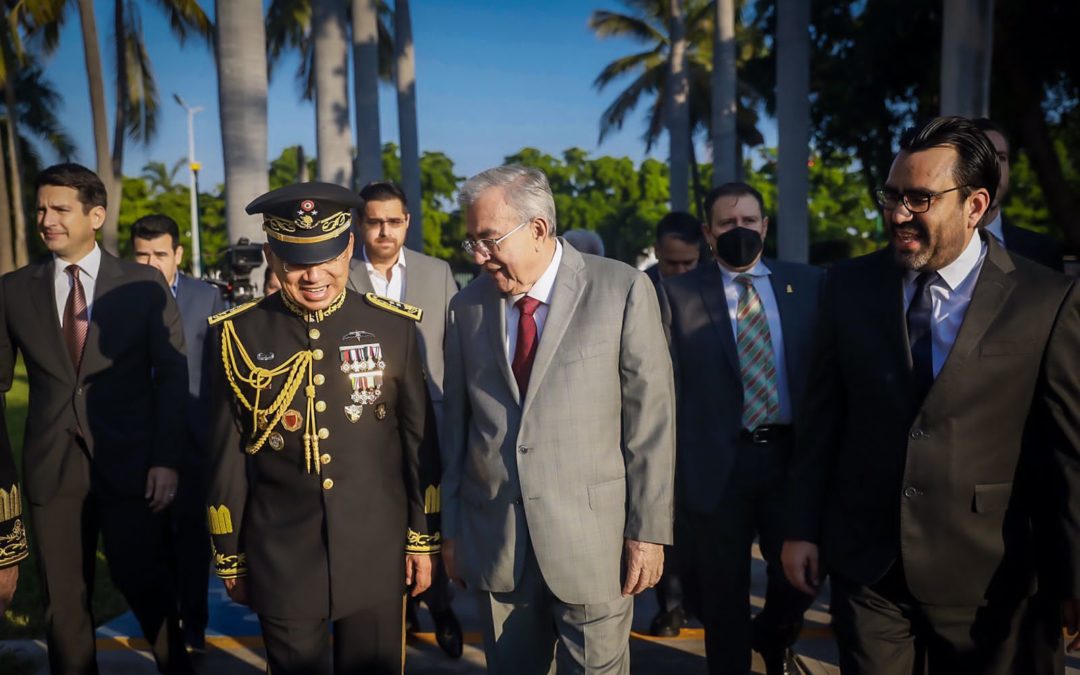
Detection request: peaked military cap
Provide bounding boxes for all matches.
[246,182,364,265]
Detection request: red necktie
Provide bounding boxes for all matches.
[511,296,542,398]
[63,264,89,370]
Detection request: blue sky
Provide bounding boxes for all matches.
[34,0,735,189]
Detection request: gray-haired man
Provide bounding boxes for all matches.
[440,165,676,673]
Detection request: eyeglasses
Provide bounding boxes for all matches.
[461,221,529,257]
[364,217,407,228]
[874,185,970,214]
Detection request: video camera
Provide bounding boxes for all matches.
[205,237,264,306]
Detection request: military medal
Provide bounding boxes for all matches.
[268,432,285,450]
[282,409,303,432]
[375,403,387,421]
[339,333,385,422]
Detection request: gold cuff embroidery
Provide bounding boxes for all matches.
[0,519,29,566]
[208,505,234,535]
[423,485,440,515]
[0,484,22,521]
[213,550,247,579]
[406,529,441,554]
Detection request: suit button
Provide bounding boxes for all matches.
[309,328,321,340]
[322,478,334,490]
[312,348,324,361]
[320,454,331,465]
[315,400,327,413]
[313,374,325,385]
[910,429,927,440]
[904,486,920,498]
[318,428,330,440]
[519,446,529,454]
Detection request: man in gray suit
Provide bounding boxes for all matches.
[659,183,822,674]
[441,164,675,674]
[132,214,225,652]
[346,180,463,657]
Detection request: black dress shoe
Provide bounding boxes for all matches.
[404,599,420,634]
[649,606,687,638]
[759,646,800,675]
[431,608,463,658]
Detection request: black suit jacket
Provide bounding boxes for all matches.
[787,234,1080,606]
[0,251,188,505]
[1002,221,1064,272]
[175,273,224,449]
[659,259,825,513]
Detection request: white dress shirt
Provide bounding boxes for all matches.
[718,260,792,424]
[984,213,1006,247]
[54,244,102,325]
[362,245,407,302]
[506,241,563,363]
[903,232,987,377]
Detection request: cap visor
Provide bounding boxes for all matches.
[266,230,351,266]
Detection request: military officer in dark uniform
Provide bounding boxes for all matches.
[207,182,441,675]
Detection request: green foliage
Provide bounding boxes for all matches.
[268,145,316,190]
[1003,139,1080,240]
[381,142,466,266]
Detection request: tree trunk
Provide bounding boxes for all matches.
[312,0,352,188]
[395,0,423,252]
[110,0,127,253]
[667,0,690,212]
[940,0,995,117]
[215,0,269,248]
[352,0,381,189]
[776,0,810,263]
[297,145,309,183]
[711,0,737,187]
[3,61,27,268]
[689,136,704,221]
[0,123,15,273]
[76,0,118,253]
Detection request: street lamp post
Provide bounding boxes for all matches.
[174,94,205,277]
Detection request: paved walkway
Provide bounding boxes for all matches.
[3,548,1078,673]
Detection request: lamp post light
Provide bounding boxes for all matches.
[174,93,205,277]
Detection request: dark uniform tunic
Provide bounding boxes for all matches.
[207,288,440,620]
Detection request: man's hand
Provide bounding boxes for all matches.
[622,539,664,596]
[222,577,249,606]
[1063,598,1080,652]
[781,540,820,597]
[0,565,18,615]
[442,538,466,588]
[405,554,433,597]
[145,467,179,513]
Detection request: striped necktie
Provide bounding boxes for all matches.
[734,274,779,429]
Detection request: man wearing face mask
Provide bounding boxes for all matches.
[658,182,823,675]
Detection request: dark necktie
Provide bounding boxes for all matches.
[907,270,940,403]
[511,296,542,398]
[63,264,89,370]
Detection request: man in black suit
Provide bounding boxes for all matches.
[644,211,704,286]
[973,117,1064,271]
[782,117,1080,673]
[660,183,822,674]
[0,163,191,673]
[132,214,225,652]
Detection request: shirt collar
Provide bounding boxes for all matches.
[717,258,771,282]
[984,213,1004,244]
[513,240,563,306]
[54,243,102,281]
[170,273,180,298]
[362,245,406,271]
[904,230,986,291]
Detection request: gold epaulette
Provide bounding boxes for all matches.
[364,292,423,322]
[208,300,258,327]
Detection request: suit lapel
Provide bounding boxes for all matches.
[346,259,376,295]
[484,282,518,400]
[31,259,75,381]
[697,263,740,377]
[768,263,800,388]
[521,246,586,417]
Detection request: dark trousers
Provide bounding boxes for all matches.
[259,597,405,675]
[831,561,1055,675]
[28,443,189,675]
[410,557,452,614]
[168,456,210,639]
[681,437,811,675]
[654,544,685,614]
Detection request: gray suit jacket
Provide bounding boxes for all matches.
[175,273,225,449]
[658,259,825,514]
[347,248,457,407]
[441,240,676,605]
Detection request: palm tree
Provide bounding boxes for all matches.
[712,0,737,185]
[352,0,383,188]
[775,0,809,262]
[216,0,269,246]
[394,0,423,252]
[312,0,352,187]
[667,0,690,211]
[141,159,185,195]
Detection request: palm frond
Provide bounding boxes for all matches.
[598,70,658,144]
[9,63,74,157]
[593,45,665,91]
[588,10,665,44]
[120,4,159,145]
[146,0,211,44]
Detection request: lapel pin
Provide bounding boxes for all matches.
[786,284,794,294]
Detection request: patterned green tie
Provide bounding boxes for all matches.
[735,274,779,429]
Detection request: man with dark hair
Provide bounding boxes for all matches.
[346,179,463,657]
[0,163,192,673]
[782,116,1080,672]
[972,117,1064,271]
[131,214,224,652]
[659,182,822,673]
[645,211,704,285]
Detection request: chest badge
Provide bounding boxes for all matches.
[375,403,387,421]
[282,409,303,432]
[268,432,285,451]
[339,331,385,421]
